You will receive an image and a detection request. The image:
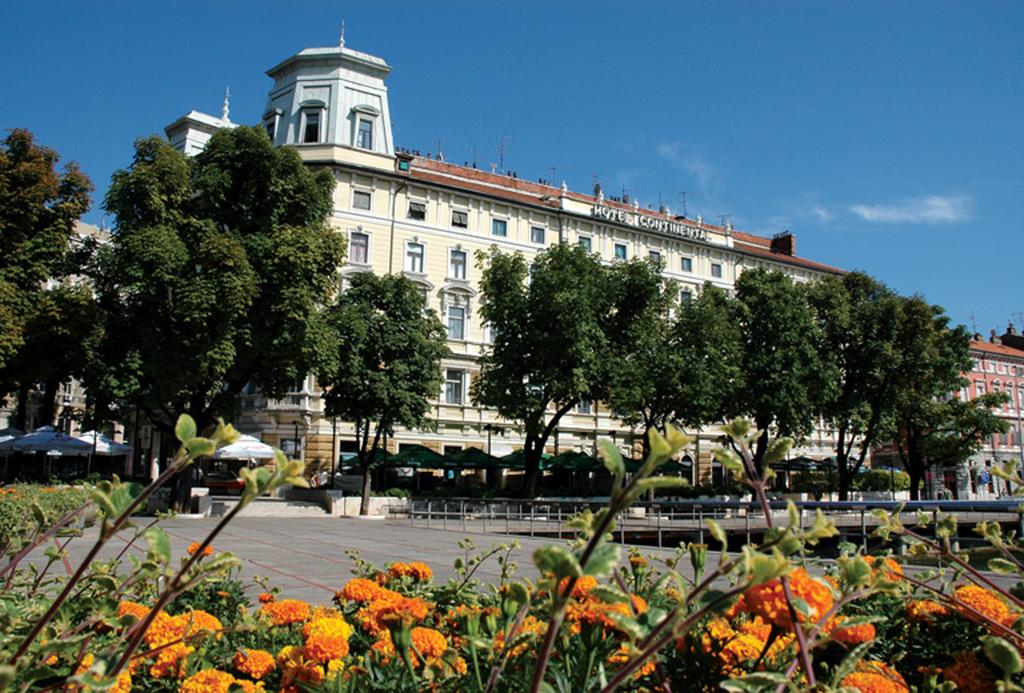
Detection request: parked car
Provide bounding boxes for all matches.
[203,470,244,495]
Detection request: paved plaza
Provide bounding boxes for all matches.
[35,516,1016,604]
[48,517,682,603]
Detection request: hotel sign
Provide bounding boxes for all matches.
[590,204,709,242]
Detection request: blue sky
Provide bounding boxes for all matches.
[4,1,1022,334]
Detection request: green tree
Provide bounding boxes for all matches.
[0,129,92,397]
[808,272,903,500]
[318,272,448,515]
[606,279,741,461]
[731,268,831,473]
[474,243,611,497]
[882,297,1009,499]
[89,127,343,432]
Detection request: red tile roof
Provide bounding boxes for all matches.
[407,156,843,274]
[971,340,1024,359]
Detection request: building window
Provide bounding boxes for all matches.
[614,244,627,260]
[444,369,465,405]
[711,262,723,278]
[578,236,592,252]
[418,287,429,307]
[405,242,424,274]
[356,118,373,150]
[649,250,661,263]
[353,190,371,210]
[302,111,321,144]
[264,118,276,141]
[492,219,507,237]
[976,382,986,397]
[350,232,369,264]
[447,306,465,340]
[452,210,468,228]
[531,226,545,244]
[681,256,693,272]
[407,201,426,221]
[680,289,693,306]
[449,249,467,279]
[575,400,592,414]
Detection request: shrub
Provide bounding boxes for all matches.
[0,483,92,546]
[853,468,911,492]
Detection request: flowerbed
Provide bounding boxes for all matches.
[1,415,1022,692]
[0,483,92,546]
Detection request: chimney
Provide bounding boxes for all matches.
[990,329,999,344]
[1000,323,1024,350]
[771,231,796,256]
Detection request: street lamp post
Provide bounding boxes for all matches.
[331,417,337,489]
[293,421,299,460]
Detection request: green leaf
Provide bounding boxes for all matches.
[984,635,1023,674]
[588,585,630,604]
[648,428,671,460]
[175,414,197,443]
[721,672,791,692]
[184,437,216,458]
[830,640,875,686]
[142,526,171,565]
[840,556,872,587]
[533,545,581,581]
[706,519,728,547]
[987,557,1019,575]
[31,502,46,526]
[583,542,621,578]
[598,440,625,478]
[634,476,688,492]
[763,438,794,466]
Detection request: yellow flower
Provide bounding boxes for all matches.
[907,599,950,624]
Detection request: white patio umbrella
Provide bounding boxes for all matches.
[210,434,276,460]
[0,426,92,455]
[75,431,132,456]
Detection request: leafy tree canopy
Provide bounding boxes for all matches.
[0,129,92,380]
[318,271,448,514]
[89,127,342,431]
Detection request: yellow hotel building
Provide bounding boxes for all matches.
[165,38,844,484]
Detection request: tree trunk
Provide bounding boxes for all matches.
[39,378,60,428]
[837,459,851,501]
[360,464,373,515]
[519,433,544,498]
[908,468,922,501]
[13,382,29,430]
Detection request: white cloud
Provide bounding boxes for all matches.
[655,141,716,195]
[849,195,970,224]
[809,205,834,223]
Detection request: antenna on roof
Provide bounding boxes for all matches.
[466,141,478,169]
[548,166,558,184]
[678,191,693,218]
[434,138,445,162]
[496,134,511,174]
[969,312,978,334]
[719,214,732,228]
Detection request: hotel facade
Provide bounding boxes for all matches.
[163,38,845,485]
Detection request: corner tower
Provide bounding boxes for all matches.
[262,36,394,158]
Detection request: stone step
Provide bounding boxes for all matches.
[209,497,329,518]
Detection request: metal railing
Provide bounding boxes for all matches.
[395,497,1024,551]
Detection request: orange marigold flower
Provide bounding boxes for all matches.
[742,568,833,630]
[863,555,903,581]
[117,600,149,622]
[277,645,325,688]
[907,599,951,624]
[178,610,223,639]
[941,651,998,693]
[388,561,433,581]
[337,577,385,603]
[372,595,431,632]
[954,584,1018,629]
[260,599,311,626]
[411,627,448,659]
[303,615,353,641]
[149,642,193,679]
[186,542,213,557]
[629,554,648,568]
[233,649,276,680]
[828,617,876,645]
[608,643,656,679]
[558,575,598,600]
[258,592,275,604]
[180,669,237,693]
[839,661,909,693]
[493,615,546,658]
[630,594,648,615]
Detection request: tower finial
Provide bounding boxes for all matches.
[221,86,231,122]
[338,20,345,48]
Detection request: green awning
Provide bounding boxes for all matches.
[497,449,553,470]
[386,445,448,468]
[550,450,601,472]
[449,446,501,469]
